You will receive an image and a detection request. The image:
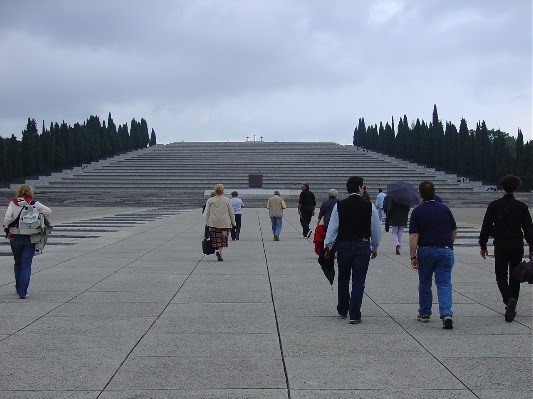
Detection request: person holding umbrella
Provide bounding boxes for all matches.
[386,181,419,255]
[325,176,381,324]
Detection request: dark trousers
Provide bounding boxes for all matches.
[494,246,524,305]
[231,214,242,239]
[336,240,371,320]
[300,207,313,236]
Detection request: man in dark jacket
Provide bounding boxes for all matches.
[479,175,533,322]
[298,183,316,238]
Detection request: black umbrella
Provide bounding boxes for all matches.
[318,247,335,286]
[386,181,420,207]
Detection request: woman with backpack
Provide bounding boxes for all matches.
[3,185,51,299]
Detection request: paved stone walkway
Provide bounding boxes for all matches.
[0,207,531,398]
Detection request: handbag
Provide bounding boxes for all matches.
[202,237,215,255]
[384,218,390,232]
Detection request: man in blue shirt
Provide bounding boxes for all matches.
[325,176,381,324]
[409,181,457,329]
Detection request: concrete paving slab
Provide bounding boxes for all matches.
[98,389,287,398]
[290,389,478,399]
[106,356,287,390]
[21,316,155,335]
[473,390,533,399]
[132,332,280,357]
[441,357,532,391]
[284,355,464,390]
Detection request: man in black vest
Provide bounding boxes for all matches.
[325,176,381,324]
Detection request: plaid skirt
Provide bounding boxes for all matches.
[209,227,230,248]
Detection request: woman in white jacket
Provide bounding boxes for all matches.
[204,184,236,261]
[3,185,51,299]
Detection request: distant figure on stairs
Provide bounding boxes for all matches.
[298,183,316,238]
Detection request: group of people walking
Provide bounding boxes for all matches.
[5,175,531,331]
[201,174,532,330]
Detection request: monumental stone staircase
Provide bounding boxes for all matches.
[6,141,496,208]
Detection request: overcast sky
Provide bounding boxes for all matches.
[1,0,531,145]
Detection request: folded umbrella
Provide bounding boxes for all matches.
[386,181,420,207]
[318,247,335,286]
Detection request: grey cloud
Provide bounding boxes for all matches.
[0,0,531,143]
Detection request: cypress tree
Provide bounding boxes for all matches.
[140,118,149,148]
[150,129,157,146]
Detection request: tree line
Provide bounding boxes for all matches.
[0,113,157,186]
[353,105,533,191]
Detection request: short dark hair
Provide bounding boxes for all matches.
[499,175,522,193]
[231,191,238,197]
[301,183,309,190]
[378,188,382,193]
[419,181,435,200]
[346,176,364,194]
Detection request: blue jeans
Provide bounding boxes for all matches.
[270,217,282,236]
[336,240,371,320]
[417,247,454,317]
[378,207,384,221]
[10,234,36,298]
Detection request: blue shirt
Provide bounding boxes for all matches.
[230,197,244,214]
[325,193,381,252]
[409,200,457,247]
[376,192,386,208]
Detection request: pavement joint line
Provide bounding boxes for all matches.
[362,290,482,399]
[257,210,292,399]
[376,253,533,332]
[96,232,203,399]
[0,211,200,343]
[0,209,200,290]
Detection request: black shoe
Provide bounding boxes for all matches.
[442,315,453,329]
[417,314,430,322]
[338,312,347,319]
[349,319,362,324]
[505,298,517,322]
[236,235,239,240]
[215,251,223,261]
[306,230,312,238]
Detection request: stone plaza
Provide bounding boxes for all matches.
[0,204,531,398]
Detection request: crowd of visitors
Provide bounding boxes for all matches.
[197,174,532,329]
[4,173,531,331]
